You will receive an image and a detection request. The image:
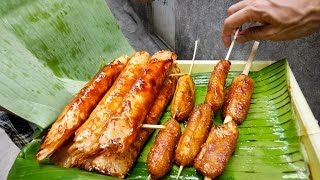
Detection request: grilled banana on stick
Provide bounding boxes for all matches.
[194,41,260,179]
[147,118,181,179]
[171,40,198,121]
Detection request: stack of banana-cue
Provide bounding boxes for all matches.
[35,38,259,179]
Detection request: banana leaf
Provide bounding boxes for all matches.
[8,60,309,179]
[0,0,309,179]
[0,0,134,129]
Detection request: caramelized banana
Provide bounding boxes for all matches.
[194,121,239,178]
[171,75,195,121]
[147,118,181,179]
[175,104,213,166]
[205,60,231,111]
[223,74,254,124]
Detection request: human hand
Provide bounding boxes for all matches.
[222,0,320,47]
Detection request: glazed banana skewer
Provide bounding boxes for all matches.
[175,28,240,180]
[147,40,198,179]
[142,40,198,129]
[195,41,260,180]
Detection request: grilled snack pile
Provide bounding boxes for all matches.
[36,50,178,178]
[36,50,255,179]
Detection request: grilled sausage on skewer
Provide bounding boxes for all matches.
[171,75,195,121]
[175,103,213,166]
[36,55,129,162]
[147,118,181,179]
[205,60,231,111]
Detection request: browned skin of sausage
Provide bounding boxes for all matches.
[98,51,175,153]
[68,52,151,164]
[194,121,239,178]
[223,74,254,124]
[36,55,129,162]
[147,118,181,179]
[91,76,177,178]
[171,75,195,121]
[175,103,213,166]
[205,60,231,111]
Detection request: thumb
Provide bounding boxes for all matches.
[236,25,274,43]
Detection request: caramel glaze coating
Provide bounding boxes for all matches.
[91,76,177,178]
[194,121,239,178]
[171,75,195,121]
[98,57,173,153]
[36,55,129,162]
[68,51,151,163]
[205,60,231,111]
[175,104,213,166]
[147,118,181,179]
[223,74,254,124]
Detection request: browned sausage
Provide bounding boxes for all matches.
[91,76,177,178]
[147,118,181,179]
[222,74,254,124]
[36,55,129,162]
[175,103,213,166]
[171,75,195,121]
[194,121,239,178]
[205,60,231,111]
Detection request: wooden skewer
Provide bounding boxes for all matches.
[169,73,186,77]
[189,40,199,75]
[225,28,240,60]
[204,176,212,180]
[148,174,151,180]
[242,41,260,76]
[141,124,165,129]
[176,165,184,180]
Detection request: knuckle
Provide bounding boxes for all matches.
[228,5,235,15]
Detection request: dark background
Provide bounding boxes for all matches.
[107,0,320,124]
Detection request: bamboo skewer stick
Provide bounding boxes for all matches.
[176,165,184,180]
[189,40,198,75]
[242,41,260,76]
[141,124,165,129]
[225,28,240,60]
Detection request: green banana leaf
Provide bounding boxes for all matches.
[0,0,134,129]
[8,60,309,179]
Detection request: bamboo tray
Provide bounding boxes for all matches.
[177,60,320,180]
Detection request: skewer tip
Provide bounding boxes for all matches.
[224,115,233,123]
[141,124,165,129]
[176,165,184,180]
